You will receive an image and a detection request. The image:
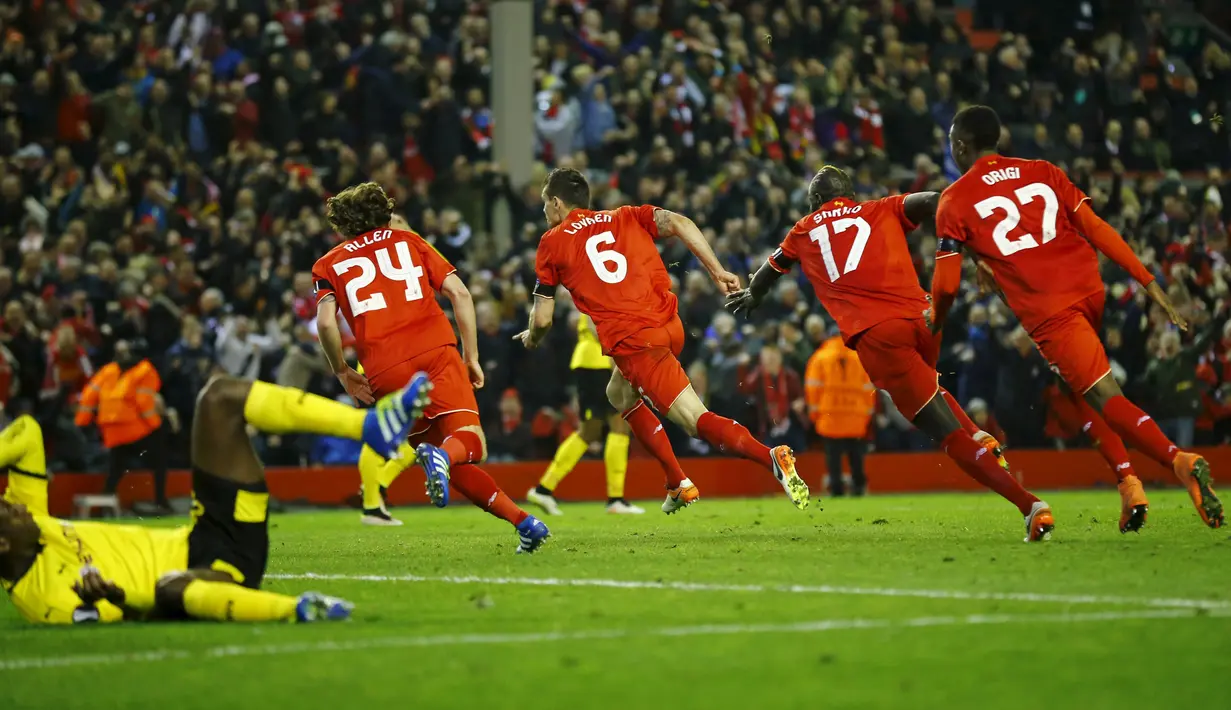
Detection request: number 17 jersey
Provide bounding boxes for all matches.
[534,205,677,355]
[774,194,929,345]
[312,227,457,378]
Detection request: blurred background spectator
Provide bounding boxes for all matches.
[0,0,1228,481]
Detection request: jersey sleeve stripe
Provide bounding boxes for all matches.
[1071,196,1091,212]
[934,251,961,260]
[532,281,555,299]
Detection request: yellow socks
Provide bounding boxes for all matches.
[182,580,298,622]
[360,443,416,509]
[358,445,386,509]
[379,442,415,488]
[243,381,364,439]
[604,432,630,499]
[540,432,588,491]
[0,415,48,516]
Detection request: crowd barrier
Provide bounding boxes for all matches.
[9,447,1231,517]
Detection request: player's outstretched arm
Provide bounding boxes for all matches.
[726,250,794,317]
[654,208,741,294]
[316,296,374,405]
[1070,203,1187,330]
[903,191,941,227]
[440,273,484,388]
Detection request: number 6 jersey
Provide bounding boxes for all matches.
[935,155,1100,333]
[312,227,457,378]
[533,205,677,354]
[772,193,929,345]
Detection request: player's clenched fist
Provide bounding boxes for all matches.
[712,270,742,295]
[466,356,485,389]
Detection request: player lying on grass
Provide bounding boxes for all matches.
[517,168,810,514]
[314,188,548,552]
[729,166,1056,542]
[932,104,1222,531]
[0,373,430,624]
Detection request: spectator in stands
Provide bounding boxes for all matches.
[74,340,169,513]
[741,344,807,450]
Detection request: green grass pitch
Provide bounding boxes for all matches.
[3,490,1230,710]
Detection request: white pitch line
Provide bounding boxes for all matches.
[0,608,1218,672]
[265,573,1231,610]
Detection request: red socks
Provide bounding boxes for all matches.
[449,463,529,526]
[1100,395,1179,468]
[1070,394,1134,482]
[696,412,772,469]
[941,389,980,436]
[441,430,484,465]
[623,402,688,488]
[942,429,1039,516]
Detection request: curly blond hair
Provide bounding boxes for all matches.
[326,182,395,237]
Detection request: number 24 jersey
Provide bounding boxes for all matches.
[312,228,457,378]
[534,205,677,355]
[936,155,1099,333]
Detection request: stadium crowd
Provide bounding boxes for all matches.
[0,0,1229,476]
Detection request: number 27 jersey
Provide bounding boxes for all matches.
[936,155,1099,333]
[534,205,677,355]
[312,227,457,378]
[775,194,929,345]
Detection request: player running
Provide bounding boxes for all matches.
[527,313,643,516]
[729,166,1055,542]
[0,374,430,624]
[516,168,809,514]
[313,184,549,552]
[932,105,1222,531]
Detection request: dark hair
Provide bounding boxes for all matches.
[807,165,855,211]
[952,105,1002,153]
[542,168,591,210]
[326,182,394,237]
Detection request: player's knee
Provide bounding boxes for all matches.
[605,379,636,412]
[154,572,193,616]
[196,376,251,419]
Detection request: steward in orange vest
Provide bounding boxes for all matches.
[75,348,162,449]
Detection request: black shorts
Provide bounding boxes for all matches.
[575,367,614,421]
[187,469,270,589]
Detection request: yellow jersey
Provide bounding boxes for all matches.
[569,315,611,370]
[2,516,189,624]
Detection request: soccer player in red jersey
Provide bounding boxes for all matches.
[517,168,810,514]
[932,105,1222,531]
[729,166,1054,542]
[313,183,550,552]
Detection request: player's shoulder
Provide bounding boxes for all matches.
[314,238,353,267]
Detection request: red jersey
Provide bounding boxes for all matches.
[773,194,929,344]
[936,155,1099,333]
[312,227,457,378]
[534,205,677,354]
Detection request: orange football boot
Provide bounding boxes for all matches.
[1117,474,1149,533]
[974,431,1010,472]
[662,478,700,515]
[1024,501,1055,542]
[1172,453,1224,528]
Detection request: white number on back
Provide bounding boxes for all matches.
[333,241,425,315]
[585,231,628,284]
[974,182,1060,257]
[808,216,872,282]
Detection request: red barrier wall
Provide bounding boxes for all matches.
[9,447,1230,517]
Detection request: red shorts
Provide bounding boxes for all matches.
[853,318,940,420]
[1031,292,1111,394]
[367,345,481,443]
[609,315,691,413]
